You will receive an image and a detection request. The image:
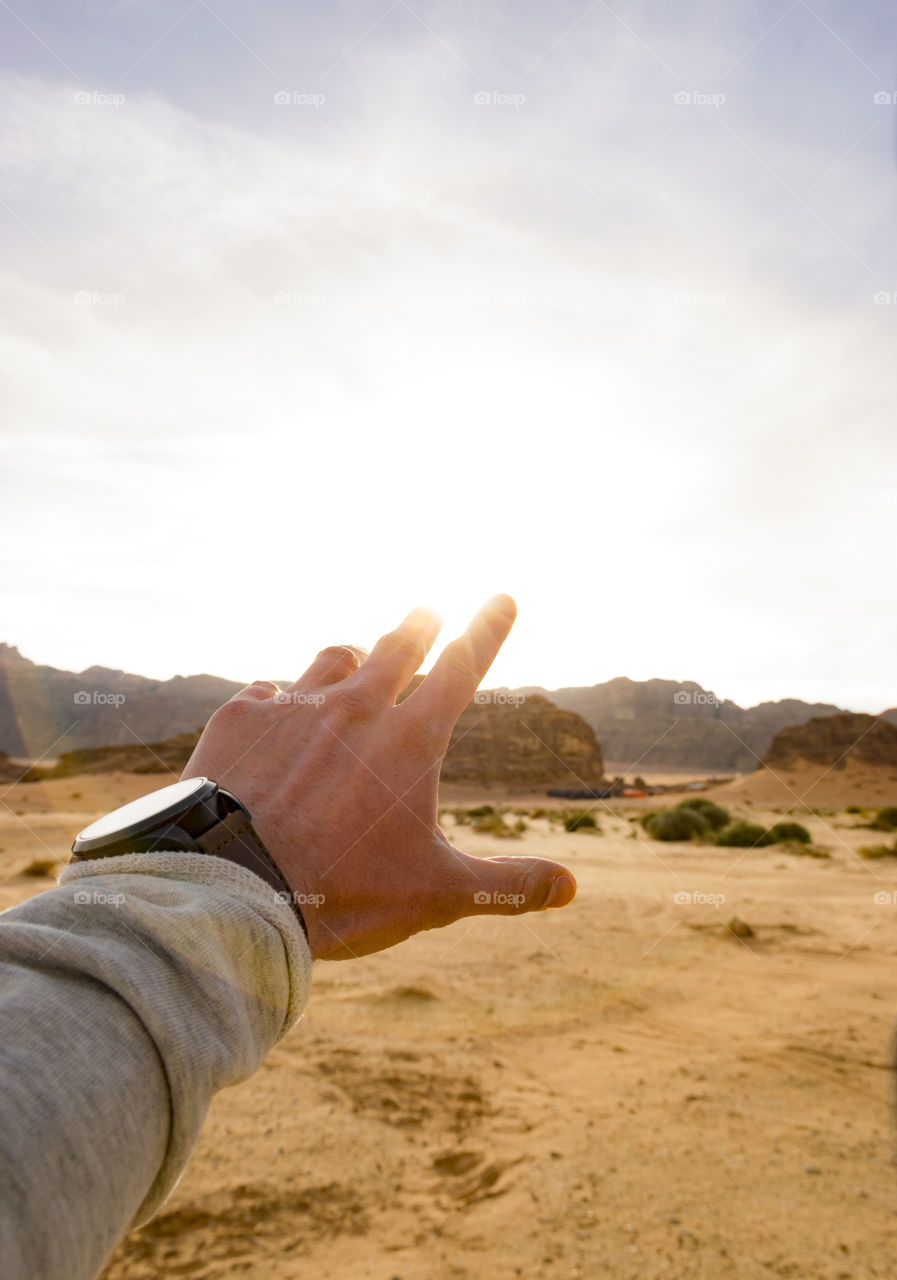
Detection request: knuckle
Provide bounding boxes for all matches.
[440,638,477,681]
[209,697,255,728]
[379,629,427,665]
[317,644,362,668]
[330,682,377,719]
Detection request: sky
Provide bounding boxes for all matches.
[1,0,896,711]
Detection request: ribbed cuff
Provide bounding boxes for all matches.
[59,851,312,1036]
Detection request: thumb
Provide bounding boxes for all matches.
[456,854,577,918]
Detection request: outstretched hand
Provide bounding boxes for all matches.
[183,596,576,960]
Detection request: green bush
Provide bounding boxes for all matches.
[643,808,709,842]
[22,858,57,877]
[563,811,598,833]
[468,804,495,819]
[767,821,811,844]
[714,821,773,848]
[870,806,897,832]
[859,840,897,859]
[845,804,863,815]
[676,798,731,831]
[472,811,521,838]
[514,818,528,833]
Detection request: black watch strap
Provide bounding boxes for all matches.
[193,809,307,938]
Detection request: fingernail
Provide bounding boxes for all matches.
[407,606,442,634]
[485,593,516,621]
[543,874,576,909]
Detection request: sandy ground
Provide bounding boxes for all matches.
[2,773,897,1279]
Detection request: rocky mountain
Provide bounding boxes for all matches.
[35,692,604,790]
[0,751,39,784]
[0,643,242,759]
[2,642,887,777]
[508,676,848,773]
[439,693,604,788]
[38,734,204,780]
[762,713,897,771]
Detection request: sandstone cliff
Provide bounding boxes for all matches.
[762,713,897,771]
[36,693,604,790]
[514,676,845,772]
[439,693,604,788]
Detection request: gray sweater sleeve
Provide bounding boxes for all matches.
[0,852,312,1280]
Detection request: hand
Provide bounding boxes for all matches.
[183,596,576,960]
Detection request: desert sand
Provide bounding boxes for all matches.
[2,773,897,1279]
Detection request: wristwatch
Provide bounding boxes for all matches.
[70,776,306,936]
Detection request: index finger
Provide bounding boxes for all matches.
[403,594,516,735]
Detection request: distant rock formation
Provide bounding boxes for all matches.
[439,693,604,788]
[510,676,847,772]
[3,641,888,777]
[34,692,605,790]
[762,713,897,771]
[0,642,241,758]
[38,734,202,779]
[0,750,40,784]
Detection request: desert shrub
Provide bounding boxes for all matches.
[529,807,547,819]
[563,811,598,833]
[767,821,811,844]
[845,804,863,814]
[22,858,57,877]
[714,821,773,848]
[870,806,897,831]
[473,811,521,838]
[643,808,709,841]
[859,840,897,859]
[676,798,730,831]
[514,818,528,833]
[468,804,495,819]
[452,809,471,826]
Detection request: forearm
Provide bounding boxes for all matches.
[0,853,311,1280]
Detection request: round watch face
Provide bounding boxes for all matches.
[73,776,216,852]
